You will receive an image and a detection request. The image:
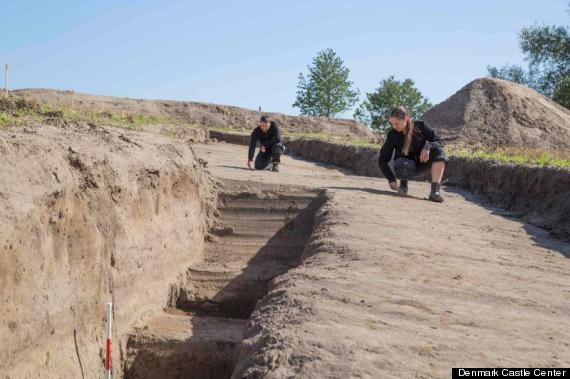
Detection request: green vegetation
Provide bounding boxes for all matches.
[487,2,570,109]
[354,76,432,134]
[292,50,432,127]
[0,95,198,130]
[0,97,43,126]
[450,147,570,168]
[58,108,167,128]
[293,48,359,117]
[0,111,7,128]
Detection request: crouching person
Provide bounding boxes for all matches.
[378,106,449,202]
[247,115,285,172]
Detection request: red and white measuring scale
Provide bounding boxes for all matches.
[106,302,113,379]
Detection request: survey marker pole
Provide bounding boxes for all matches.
[3,64,8,97]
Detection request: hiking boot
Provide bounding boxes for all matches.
[398,180,408,196]
[271,163,280,172]
[429,182,444,203]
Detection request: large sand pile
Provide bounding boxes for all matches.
[423,78,570,150]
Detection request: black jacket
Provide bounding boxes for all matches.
[378,120,444,182]
[248,121,281,161]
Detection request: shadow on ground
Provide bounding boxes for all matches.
[446,186,570,259]
[326,186,429,202]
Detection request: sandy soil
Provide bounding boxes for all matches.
[423,78,570,150]
[192,142,570,378]
[124,182,324,378]
[12,89,373,140]
[3,122,568,378]
[0,122,216,378]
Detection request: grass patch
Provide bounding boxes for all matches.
[0,111,7,128]
[0,95,200,130]
[48,107,176,129]
[450,147,570,168]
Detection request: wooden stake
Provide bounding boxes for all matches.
[3,64,8,96]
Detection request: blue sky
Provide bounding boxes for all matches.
[1,0,568,117]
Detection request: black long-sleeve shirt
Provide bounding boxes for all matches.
[378,120,444,182]
[248,121,281,161]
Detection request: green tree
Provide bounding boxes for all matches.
[488,4,570,108]
[521,24,570,106]
[354,76,432,134]
[486,64,535,87]
[293,48,359,117]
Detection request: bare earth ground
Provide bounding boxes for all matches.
[0,122,216,378]
[193,142,570,378]
[13,89,373,139]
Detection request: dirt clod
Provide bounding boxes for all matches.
[211,225,235,237]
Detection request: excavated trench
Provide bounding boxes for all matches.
[123,180,324,379]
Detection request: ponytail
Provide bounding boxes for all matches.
[402,117,415,155]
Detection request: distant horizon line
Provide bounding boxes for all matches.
[9,76,506,120]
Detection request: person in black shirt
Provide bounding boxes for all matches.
[378,106,449,202]
[248,116,285,172]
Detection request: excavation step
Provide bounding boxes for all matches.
[175,190,319,317]
[124,183,324,378]
[218,197,314,214]
[124,312,246,379]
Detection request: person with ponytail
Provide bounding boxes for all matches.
[378,106,449,202]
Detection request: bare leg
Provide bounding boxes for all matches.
[431,161,445,183]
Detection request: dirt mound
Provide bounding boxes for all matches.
[12,88,374,139]
[422,78,570,150]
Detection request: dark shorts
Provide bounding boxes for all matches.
[394,147,449,180]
